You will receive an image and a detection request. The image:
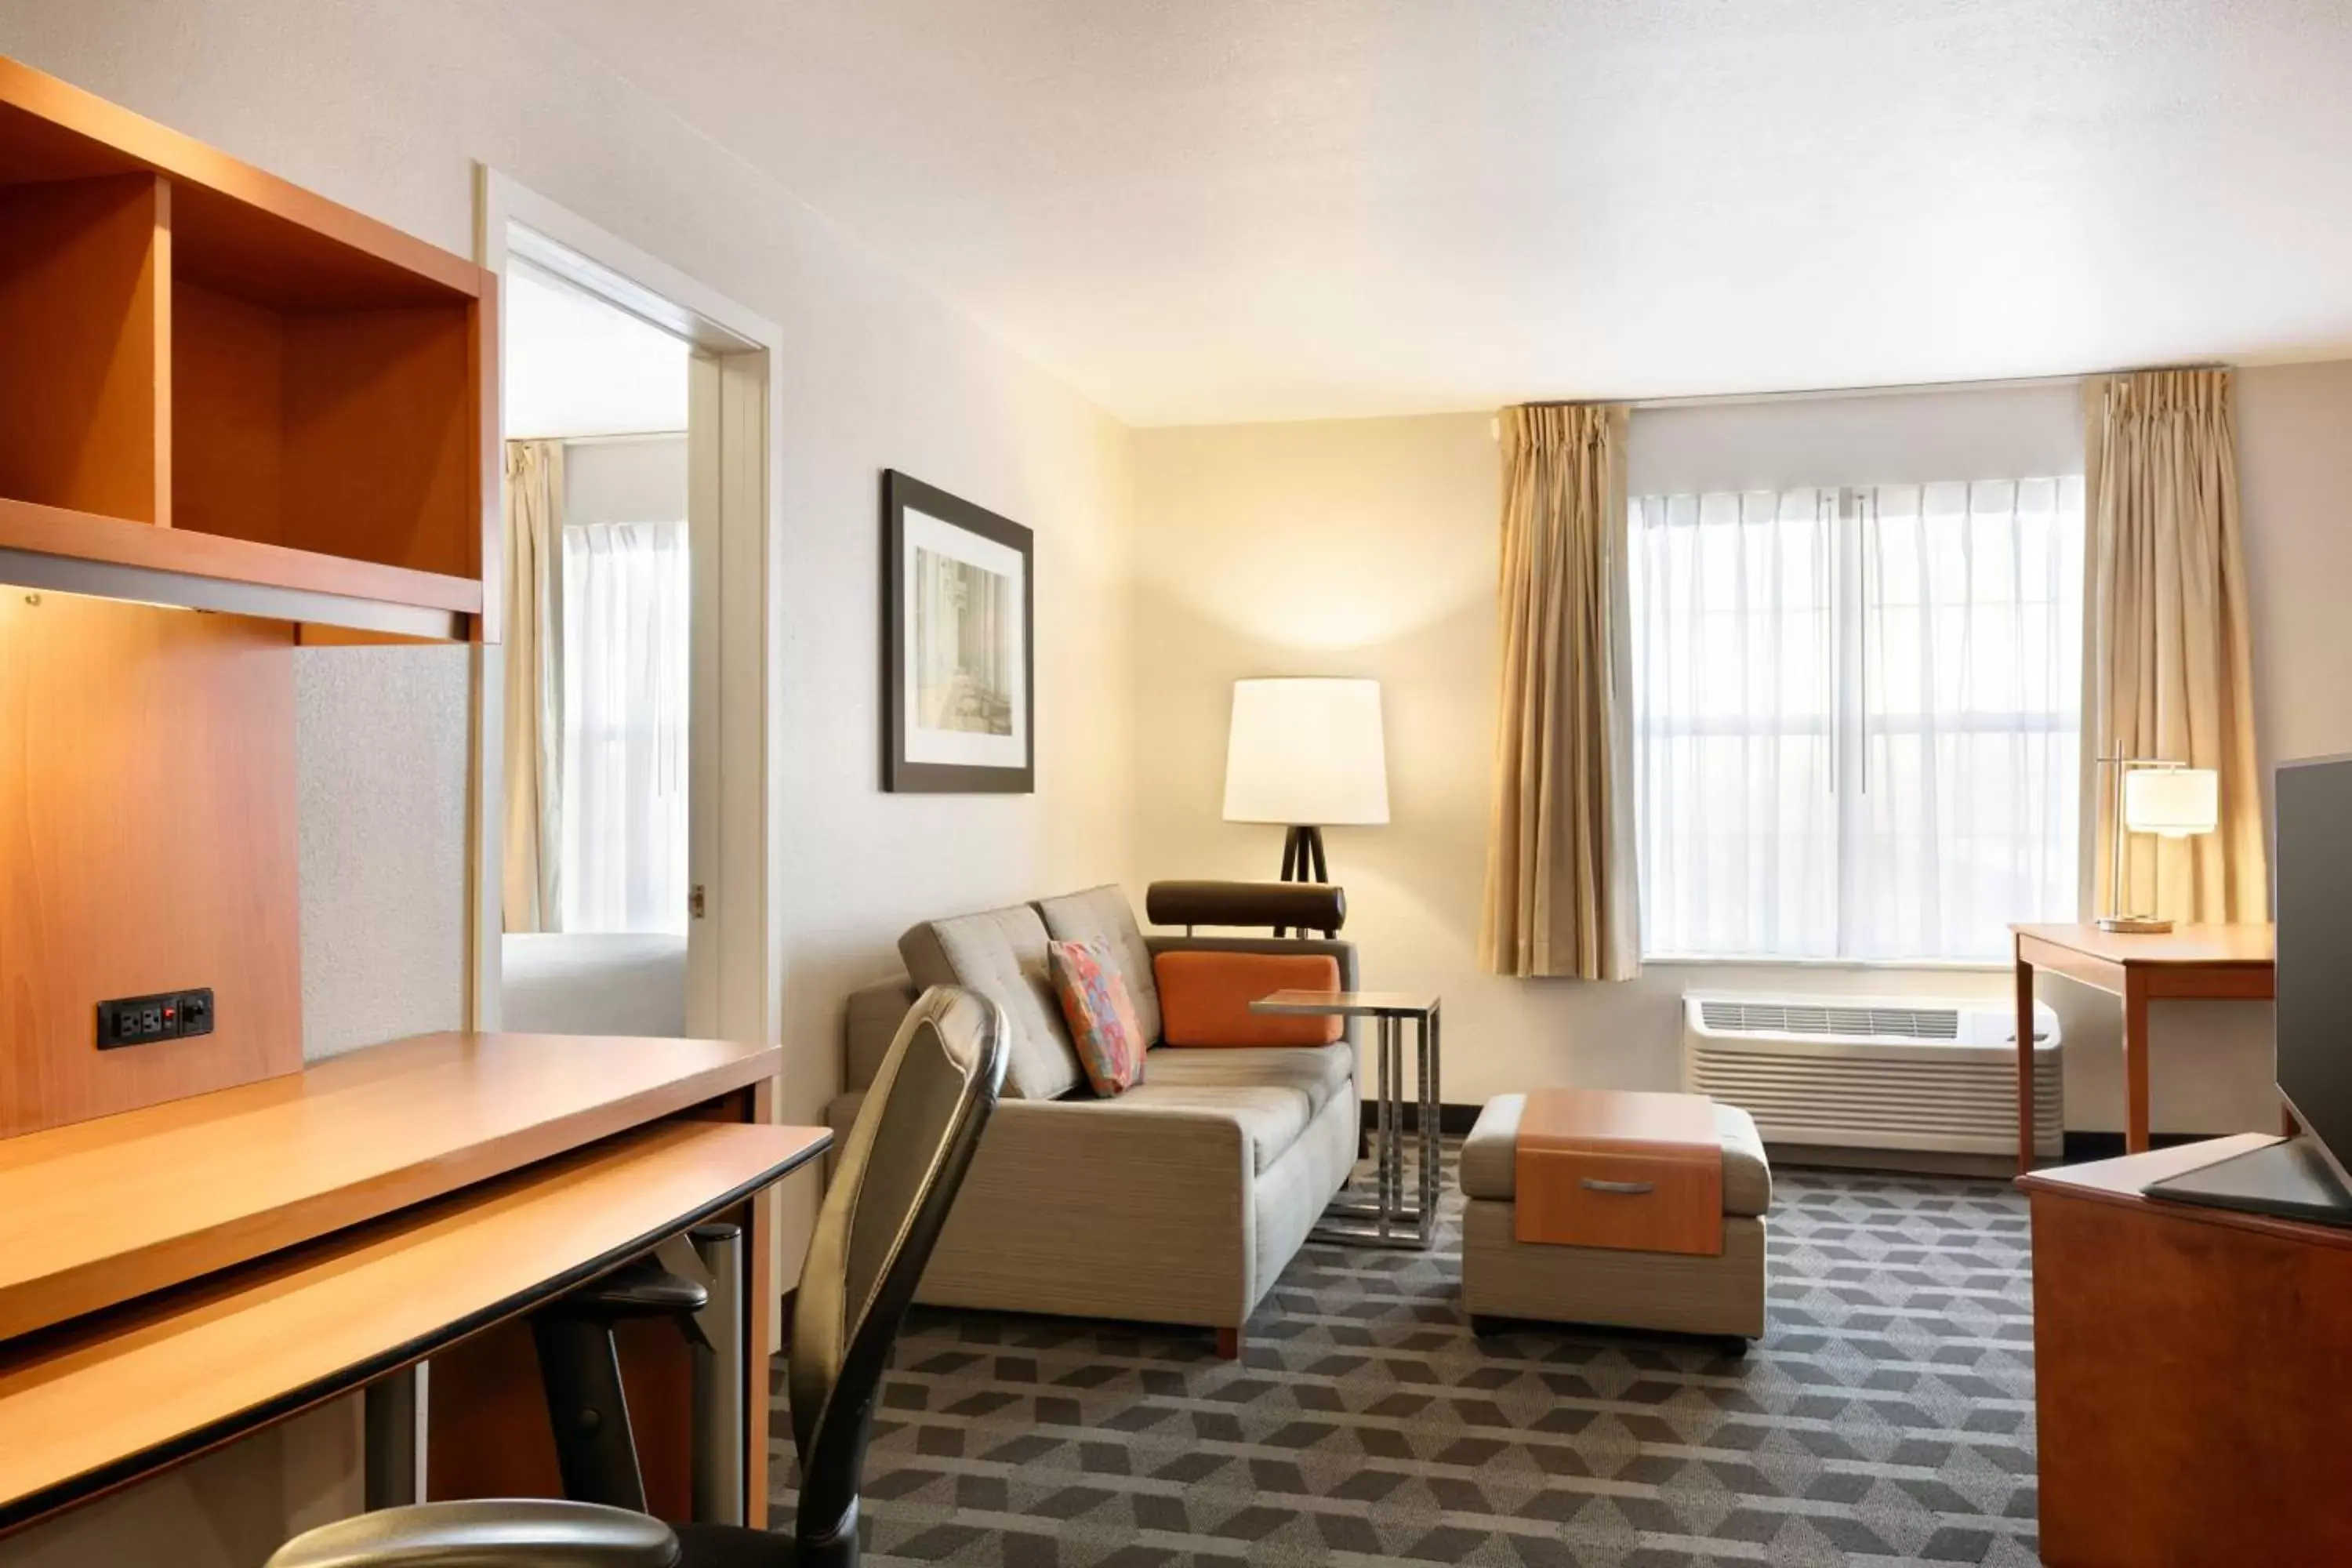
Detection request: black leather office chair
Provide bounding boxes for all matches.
[266,985,1008,1568]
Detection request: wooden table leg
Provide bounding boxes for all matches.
[2016,944,2036,1174]
[2124,972,2151,1153]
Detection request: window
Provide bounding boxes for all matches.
[1630,477,2084,962]
[560,518,690,933]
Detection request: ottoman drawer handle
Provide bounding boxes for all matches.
[1581,1178,1656,1196]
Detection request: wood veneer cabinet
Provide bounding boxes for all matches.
[0,55,496,641]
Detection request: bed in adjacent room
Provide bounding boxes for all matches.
[499,933,688,1036]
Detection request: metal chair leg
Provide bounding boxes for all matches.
[532,1310,648,1513]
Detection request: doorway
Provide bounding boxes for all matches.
[473,173,779,1049]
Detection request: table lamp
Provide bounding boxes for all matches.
[1222,677,1389,884]
[2098,759,2219,934]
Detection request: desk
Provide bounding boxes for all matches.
[2011,922,2274,1171]
[2021,1136,2352,1564]
[0,1120,827,1534]
[0,1030,826,1541]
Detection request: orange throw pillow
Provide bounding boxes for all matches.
[1152,951,1345,1047]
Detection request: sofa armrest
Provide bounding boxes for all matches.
[841,978,920,1094]
[920,1097,1257,1329]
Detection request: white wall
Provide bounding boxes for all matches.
[0,3,1131,1559]
[1129,370,2350,1128]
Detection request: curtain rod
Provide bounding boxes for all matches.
[1621,370,2087,412]
[1488,364,2239,438]
[558,429,688,445]
[1498,361,2231,423]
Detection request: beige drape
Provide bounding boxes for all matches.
[1479,403,1641,979]
[501,440,564,933]
[2083,369,2268,924]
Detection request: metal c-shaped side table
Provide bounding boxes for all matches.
[1251,989,1442,1250]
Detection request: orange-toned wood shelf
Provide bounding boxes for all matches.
[0,1119,829,1535]
[0,1031,781,1342]
[0,494,481,638]
[0,53,497,641]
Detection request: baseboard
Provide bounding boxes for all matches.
[1353,1102,2222,1174]
[1359,1101,1482,1138]
[2059,1130,2215,1162]
[1769,1144,2027,1179]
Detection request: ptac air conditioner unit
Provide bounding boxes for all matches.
[1682,993,2061,1159]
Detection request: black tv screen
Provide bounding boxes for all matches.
[2278,756,2352,1184]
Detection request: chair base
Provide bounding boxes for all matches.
[674,1523,797,1567]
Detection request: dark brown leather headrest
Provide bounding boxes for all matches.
[1145,880,1345,933]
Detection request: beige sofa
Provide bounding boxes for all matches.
[827,885,1359,1354]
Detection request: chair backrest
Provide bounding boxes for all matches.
[789,984,1006,1563]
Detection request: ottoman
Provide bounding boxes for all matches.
[1459,1092,1772,1342]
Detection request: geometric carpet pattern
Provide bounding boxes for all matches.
[770,1156,2041,1566]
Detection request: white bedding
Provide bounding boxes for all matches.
[500,932,688,1036]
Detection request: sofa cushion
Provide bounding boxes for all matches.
[1154,951,1345,1047]
[1103,1080,1314,1174]
[899,905,1083,1101]
[1142,1042,1352,1121]
[1461,1094,1773,1218]
[1036,885,1162,1047]
[1047,938,1148,1096]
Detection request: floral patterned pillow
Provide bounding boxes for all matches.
[1047,937,1148,1096]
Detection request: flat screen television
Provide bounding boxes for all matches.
[2143,753,2352,1223]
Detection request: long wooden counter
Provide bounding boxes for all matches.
[0,1031,782,1341]
[0,1028,820,1541]
[0,1119,827,1534]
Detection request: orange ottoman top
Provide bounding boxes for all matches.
[1153,950,1344,1047]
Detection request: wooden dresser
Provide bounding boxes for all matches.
[2024,1135,2352,1565]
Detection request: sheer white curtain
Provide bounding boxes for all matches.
[1632,479,2082,962]
[1854,479,2083,960]
[560,519,689,934]
[1632,489,1839,958]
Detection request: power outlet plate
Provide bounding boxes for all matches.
[96,988,215,1050]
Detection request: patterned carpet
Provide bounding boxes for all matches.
[770,1153,2041,1566]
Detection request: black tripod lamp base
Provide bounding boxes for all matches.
[1278,824,1327,884]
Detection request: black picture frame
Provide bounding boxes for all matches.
[882,470,1036,793]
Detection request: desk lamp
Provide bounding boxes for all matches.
[2098,759,2219,934]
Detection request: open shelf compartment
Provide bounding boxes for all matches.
[0,59,493,640]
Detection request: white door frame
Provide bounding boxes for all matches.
[471,169,782,1052]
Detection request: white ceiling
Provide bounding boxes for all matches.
[521,1,2352,426]
[504,261,690,440]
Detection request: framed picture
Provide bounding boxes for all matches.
[882,470,1036,793]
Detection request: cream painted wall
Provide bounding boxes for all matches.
[1130,370,2352,1127]
[0,2,1130,1560]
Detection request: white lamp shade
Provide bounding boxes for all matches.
[1221,678,1390,826]
[2124,767,2220,837]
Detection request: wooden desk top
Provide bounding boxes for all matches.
[0,1031,781,1342]
[2013,922,2275,968]
[0,1119,829,1534]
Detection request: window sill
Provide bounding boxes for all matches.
[1641,953,2011,974]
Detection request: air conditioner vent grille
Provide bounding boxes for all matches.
[1683,995,2063,1158]
[1698,1000,1960,1040]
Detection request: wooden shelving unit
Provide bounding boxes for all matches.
[0,56,495,641]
